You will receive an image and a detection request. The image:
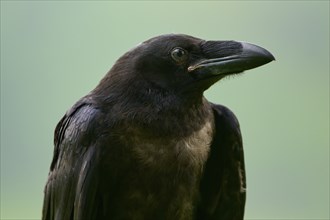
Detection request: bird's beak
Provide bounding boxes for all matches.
[188,41,275,78]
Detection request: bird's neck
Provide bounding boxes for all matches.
[95,85,212,137]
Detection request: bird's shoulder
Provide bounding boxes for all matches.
[197,103,246,219]
[50,96,105,170]
[44,97,110,220]
[210,103,241,133]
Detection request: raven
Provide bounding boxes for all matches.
[42,34,274,220]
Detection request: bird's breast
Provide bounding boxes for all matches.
[125,117,214,173]
[111,116,215,219]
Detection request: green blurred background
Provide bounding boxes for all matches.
[1,1,329,219]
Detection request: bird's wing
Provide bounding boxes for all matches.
[197,104,246,220]
[42,99,107,220]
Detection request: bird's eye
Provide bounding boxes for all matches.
[171,48,188,63]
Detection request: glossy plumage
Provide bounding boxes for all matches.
[43,34,273,220]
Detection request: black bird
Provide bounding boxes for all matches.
[42,34,274,220]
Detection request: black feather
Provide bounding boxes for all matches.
[43,34,273,220]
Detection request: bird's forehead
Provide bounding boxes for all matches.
[142,34,203,50]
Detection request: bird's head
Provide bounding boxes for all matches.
[95,34,274,104]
